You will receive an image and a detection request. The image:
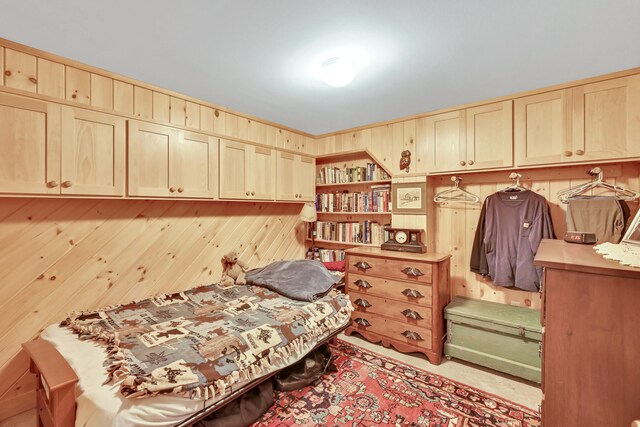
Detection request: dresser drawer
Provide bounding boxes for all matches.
[347,273,433,304]
[347,255,432,284]
[350,312,433,350]
[350,291,432,327]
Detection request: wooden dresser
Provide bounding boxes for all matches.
[535,239,640,426]
[344,247,451,364]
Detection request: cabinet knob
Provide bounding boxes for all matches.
[294,194,299,198]
[575,149,585,156]
[401,330,424,341]
[401,267,424,277]
[61,181,73,188]
[563,150,573,157]
[468,160,474,165]
[246,191,250,196]
[459,160,466,166]
[402,288,425,298]
[251,191,255,196]
[178,187,184,193]
[354,261,371,270]
[46,180,59,188]
[401,309,424,320]
[354,317,371,328]
[354,279,372,289]
[170,187,176,193]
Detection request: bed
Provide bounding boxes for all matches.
[23,268,353,427]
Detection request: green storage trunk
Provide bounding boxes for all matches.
[444,297,542,383]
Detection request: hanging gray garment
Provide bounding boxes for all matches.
[483,190,555,292]
[566,196,626,243]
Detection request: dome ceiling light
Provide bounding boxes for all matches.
[320,56,357,88]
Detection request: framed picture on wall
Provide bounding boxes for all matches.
[622,208,640,246]
[392,182,427,215]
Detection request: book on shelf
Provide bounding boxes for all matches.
[317,162,391,184]
[308,221,391,245]
[315,185,391,213]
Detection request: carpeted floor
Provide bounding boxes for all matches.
[253,340,541,426]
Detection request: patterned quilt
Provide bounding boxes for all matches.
[63,283,353,399]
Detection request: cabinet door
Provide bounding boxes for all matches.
[0,93,61,194]
[514,90,572,166]
[61,107,125,196]
[298,155,316,202]
[172,130,217,198]
[219,139,250,199]
[425,110,467,173]
[128,120,176,197]
[572,74,640,161]
[276,151,297,201]
[251,146,275,200]
[466,100,513,170]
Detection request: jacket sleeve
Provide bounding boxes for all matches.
[470,200,489,275]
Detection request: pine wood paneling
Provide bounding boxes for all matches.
[200,105,214,133]
[0,199,305,415]
[90,73,113,110]
[186,101,200,129]
[37,58,65,99]
[0,47,4,86]
[170,96,186,126]
[113,80,134,115]
[65,66,90,105]
[4,49,36,93]
[134,86,153,119]
[153,91,170,123]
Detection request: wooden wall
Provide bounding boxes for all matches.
[0,39,316,155]
[0,198,305,419]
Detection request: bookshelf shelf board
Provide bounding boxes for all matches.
[316,180,392,188]
[306,238,382,248]
[316,211,392,215]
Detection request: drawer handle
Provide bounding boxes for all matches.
[402,288,425,298]
[354,318,371,327]
[402,330,424,341]
[354,261,372,270]
[354,279,372,289]
[354,298,372,308]
[401,267,424,277]
[401,309,424,320]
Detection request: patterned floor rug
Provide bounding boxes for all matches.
[253,340,541,426]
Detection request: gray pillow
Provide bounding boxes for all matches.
[245,260,340,302]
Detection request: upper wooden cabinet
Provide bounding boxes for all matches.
[276,151,315,202]
[427,100,512,173]
[61,107,125,196]
[219,139,275,200]
[128,120,217,198]
[0,92,125,196]
[0,92,61,195]
[515,75,640,166]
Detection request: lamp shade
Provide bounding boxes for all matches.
[299,202,317,222]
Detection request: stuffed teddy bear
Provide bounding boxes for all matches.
[220,251,247,286]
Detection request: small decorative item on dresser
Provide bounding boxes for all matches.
[381,227,426,253]
[343,247,451,365]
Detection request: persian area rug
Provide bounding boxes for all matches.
[252,340,541,427]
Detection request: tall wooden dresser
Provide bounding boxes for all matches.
[535,239,640,426]
[343,247,451,364]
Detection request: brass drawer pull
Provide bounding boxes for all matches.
[354,298,372,308]
[354,261,372,270]
[402,288,425,298]
[354,279,372,289]
[402,330,424,341]
[401,309,424,320]
[401,267,424,277]
[354,318,371,327]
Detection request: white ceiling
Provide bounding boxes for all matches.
[1,1,639,135]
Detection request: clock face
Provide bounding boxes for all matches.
[395,231,408,244]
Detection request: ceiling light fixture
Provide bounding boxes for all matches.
[320,57,357,88]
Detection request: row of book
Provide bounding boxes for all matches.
[306,248,346,263]
[317,163,391,184]
[309,221,391,245]
[316,185,391,213]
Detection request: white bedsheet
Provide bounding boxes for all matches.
[42,324,210,427]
